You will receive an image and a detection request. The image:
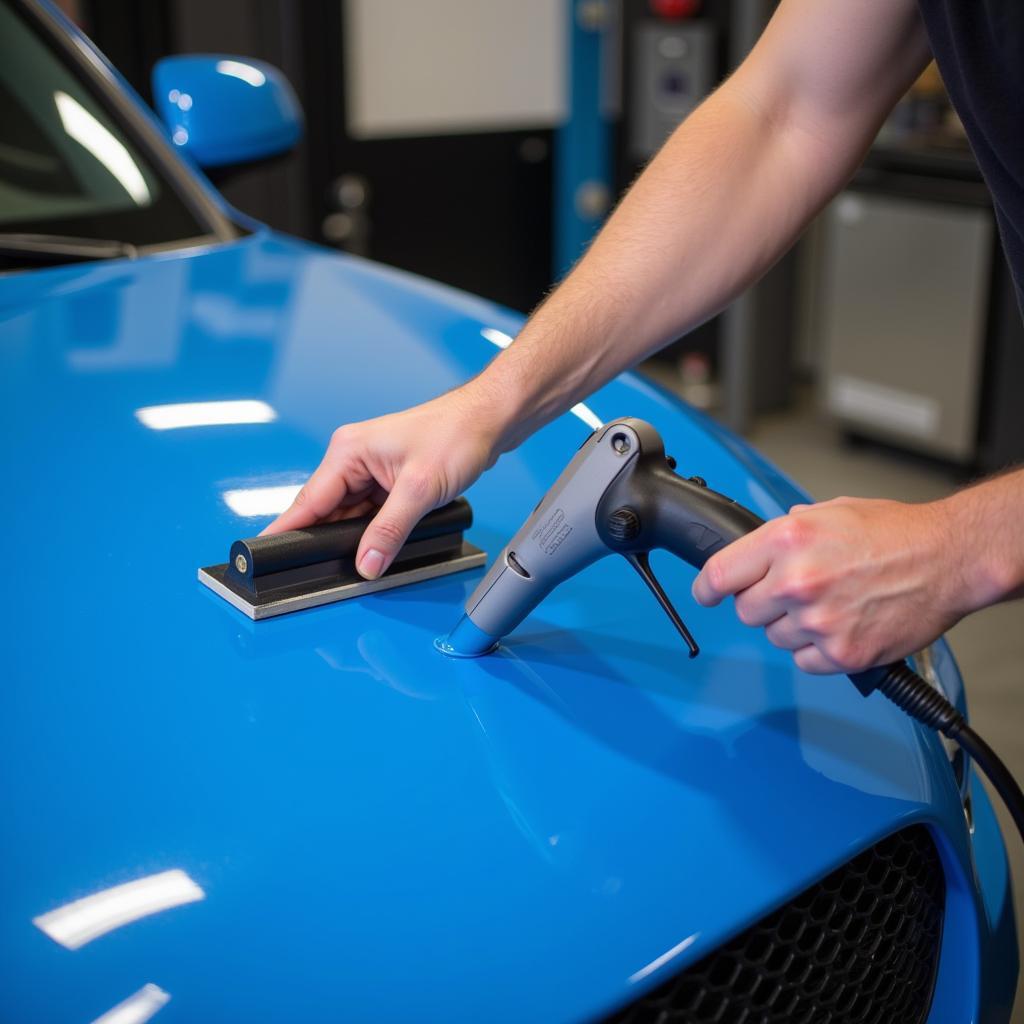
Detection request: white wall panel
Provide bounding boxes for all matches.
[344,0,566,138]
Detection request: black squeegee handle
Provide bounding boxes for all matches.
[230,497,472,581]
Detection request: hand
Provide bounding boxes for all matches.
[262,386,507,579]
[691,496,969,674]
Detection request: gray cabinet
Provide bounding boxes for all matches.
[819,190,992,461]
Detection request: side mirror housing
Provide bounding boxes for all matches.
[152,55,303,170]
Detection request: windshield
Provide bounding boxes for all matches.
[0,1,210,247]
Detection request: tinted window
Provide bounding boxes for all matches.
[0,2,208,245]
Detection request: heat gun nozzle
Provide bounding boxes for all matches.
[434,614,499,658]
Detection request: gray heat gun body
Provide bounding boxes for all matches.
[438,418,763,658]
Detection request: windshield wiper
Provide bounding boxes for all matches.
[0,232,138,264]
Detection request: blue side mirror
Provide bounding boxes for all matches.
[152,55,303,170]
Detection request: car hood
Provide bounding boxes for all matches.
[0,233,962,1023]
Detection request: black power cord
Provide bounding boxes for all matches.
[853,662,1024,843]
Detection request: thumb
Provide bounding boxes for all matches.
[355,472,436,580]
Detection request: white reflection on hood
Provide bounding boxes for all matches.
[34,869,204,950]
[91,984,170,1024]
[135,399,277,430]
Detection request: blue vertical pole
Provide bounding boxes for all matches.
[554,0,613,280]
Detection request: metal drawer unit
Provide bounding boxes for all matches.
[819,184,993,462]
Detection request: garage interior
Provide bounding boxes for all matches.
[35,0,1024,1019]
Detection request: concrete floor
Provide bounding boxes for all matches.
[745,398,1024,1021]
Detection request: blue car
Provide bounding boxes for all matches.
[1,1,1017,1021]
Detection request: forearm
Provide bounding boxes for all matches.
[472,84,843,451]
[458,0,929,454]
[941,467,1024,612]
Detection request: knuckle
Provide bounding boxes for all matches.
[775,516,811,550]
[292,486,308,507]
[401,465,436,501]
[822,636,860,670]
[370,517,407,549]
[330,424,358,448]
[776,570,820,604]
[797,605,833,636]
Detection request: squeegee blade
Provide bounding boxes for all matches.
[198,543,486,620]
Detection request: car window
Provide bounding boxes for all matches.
[0,1,209,246]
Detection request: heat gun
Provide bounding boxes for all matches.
[438,417,762,659]
[439,416,1024,845]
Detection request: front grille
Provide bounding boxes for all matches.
[607,826,945,1024]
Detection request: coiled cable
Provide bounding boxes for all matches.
[857,662,1024,844]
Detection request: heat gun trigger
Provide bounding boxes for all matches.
[625,551,700,658]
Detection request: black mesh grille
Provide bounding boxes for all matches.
[606,826,945,1024]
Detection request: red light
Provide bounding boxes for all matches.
[650,0,701,17]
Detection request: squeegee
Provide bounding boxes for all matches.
[199,497,485,619]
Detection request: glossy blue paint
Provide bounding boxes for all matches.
[0,231,1016,1022]
[1,6,1018,1020]
[152,55,302,169]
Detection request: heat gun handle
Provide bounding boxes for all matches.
[643,468,766,569]
[646,472,905,695]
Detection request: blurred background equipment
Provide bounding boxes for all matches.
[62,0,1023,481]
[808,62,1024,473]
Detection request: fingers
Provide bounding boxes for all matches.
[691,509,846,676]
[355,470,437,579]
[316,484,389,525]
[733,578,785,628]
[692,522,776,607]
[319,498,379,524]
[260,429,385,535]
[763,613,817,651]
[793,644,845,676]
[261,458,353,535]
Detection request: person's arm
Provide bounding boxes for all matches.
[692,469,1024,673]
[266,0,931,584]
[473,0,932,448]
